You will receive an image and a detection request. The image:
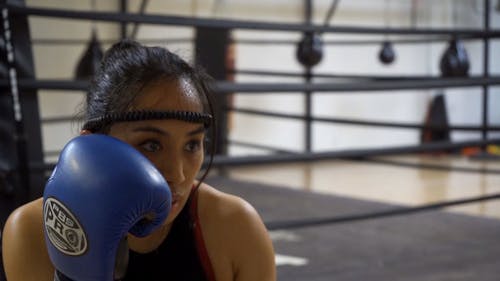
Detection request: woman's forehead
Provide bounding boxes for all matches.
[133,77,203,112]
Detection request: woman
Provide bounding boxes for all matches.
[2,40,276,281]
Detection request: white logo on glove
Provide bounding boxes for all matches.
[44,198,88,256]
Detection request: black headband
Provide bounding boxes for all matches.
[82,110,213,132]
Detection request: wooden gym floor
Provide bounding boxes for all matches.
[225,154,500,219]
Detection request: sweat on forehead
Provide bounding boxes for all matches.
[131,77,204,112]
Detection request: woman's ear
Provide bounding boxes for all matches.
[80,129,92,135]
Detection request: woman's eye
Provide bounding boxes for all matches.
[185,140,202,153]
[140,140,162,152]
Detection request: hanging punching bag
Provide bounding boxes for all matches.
[296,32,324,67]
[439,39,470,77]
[75,30,104,80]
[378,41,396,64]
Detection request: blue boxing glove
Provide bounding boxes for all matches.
[43,134,171,281]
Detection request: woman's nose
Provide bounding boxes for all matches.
[161,155,185,185]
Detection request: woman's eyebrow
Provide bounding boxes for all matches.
[130,125,205,136]
[188,125,206,136]
[132,126,168,136]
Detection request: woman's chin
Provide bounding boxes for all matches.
[163,198,184,225]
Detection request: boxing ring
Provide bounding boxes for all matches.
[1,0,500,280]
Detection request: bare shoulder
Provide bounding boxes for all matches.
[197,182,269,240]
[2,198,54,281]
[4,198,43,230]
[198,182,258,221]
[197,182,276,281]
[3,198,44,246]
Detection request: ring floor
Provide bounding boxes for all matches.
[226,154,500,219]
[207,154,500,281]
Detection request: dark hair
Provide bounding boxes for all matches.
[85,39,217,185]
[86,39,213,123]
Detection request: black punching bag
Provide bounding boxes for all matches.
[440,39,470,77]
[296,32,324,67]
[75,30,103,80]
[378,41,396,64]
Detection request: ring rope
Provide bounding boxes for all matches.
[229,107,500,132]
[265,193,500,230]
[3,76,500,93]
[5,4,500,37]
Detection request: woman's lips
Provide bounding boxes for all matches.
[170,192,184,211]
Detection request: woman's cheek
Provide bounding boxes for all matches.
[186,153,203,176]
[144,154,162,170]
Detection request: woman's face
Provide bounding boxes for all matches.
[108,77,205,225]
